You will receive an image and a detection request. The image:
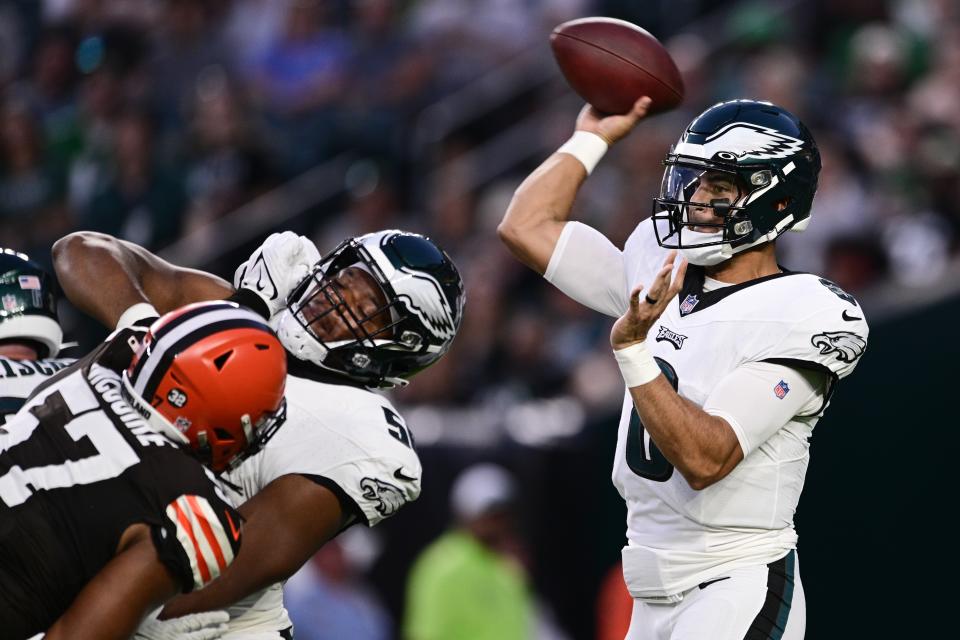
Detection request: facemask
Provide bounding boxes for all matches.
[273,310,329,367]
[677,229,734,266]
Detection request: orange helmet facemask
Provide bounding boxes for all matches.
[121,301,288,472]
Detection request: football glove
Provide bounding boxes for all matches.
[233,231,321,318]
[134,609,230,640]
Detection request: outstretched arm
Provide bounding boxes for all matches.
[52,232,233,328]
[497,97,651,274]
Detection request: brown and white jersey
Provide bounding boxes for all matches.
[0,329,242,638]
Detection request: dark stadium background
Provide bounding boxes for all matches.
[1,0,955,637]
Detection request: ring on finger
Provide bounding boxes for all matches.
[644,295,658,305]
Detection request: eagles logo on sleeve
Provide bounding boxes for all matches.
[359,477,406,517]
[811,331,867,364]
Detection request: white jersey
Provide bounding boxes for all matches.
[546,219,868,598]
[0,356,76,424]
[217,372,422,636]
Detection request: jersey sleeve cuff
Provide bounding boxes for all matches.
[705,408,753,458]
[299,474,368,527]
[543,222,574,283]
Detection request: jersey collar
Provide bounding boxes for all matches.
[677,265,801,317]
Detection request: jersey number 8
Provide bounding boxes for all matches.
[625,357,678,482]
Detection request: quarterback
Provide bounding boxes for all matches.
[53,228,465,638]
[499,98,868,639]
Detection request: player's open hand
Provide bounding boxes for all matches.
[576,96,652,145]
[610,251,687,350]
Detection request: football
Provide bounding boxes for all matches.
[550,17,684,115]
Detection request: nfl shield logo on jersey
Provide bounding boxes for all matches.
[679,294,699,315]
[774,380,790,399]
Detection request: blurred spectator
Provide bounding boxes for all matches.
[315,163,406,251]
[0,100,70,254]
[341,0,435,160]
[285,528,392,640]
[79,108,186,249]
[222,0,292,73]
[10,24,82,166]
[0,2,28,87]
[778,136,870,274]
[409,0,538,92]
[68,63,126,212]
[181,77,276,231]
[249,0,351,172]
[403,464,533,640]
[148,0,233,130]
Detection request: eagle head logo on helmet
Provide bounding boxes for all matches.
[121,301,288,472]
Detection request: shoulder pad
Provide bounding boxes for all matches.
[769,285,869,379]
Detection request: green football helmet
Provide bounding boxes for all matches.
[0,249,62,358]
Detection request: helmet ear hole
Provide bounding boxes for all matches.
[213,350,233,370]
[214,427,234,441]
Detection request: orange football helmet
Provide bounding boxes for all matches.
[122,301,288,472]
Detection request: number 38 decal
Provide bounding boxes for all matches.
[625,357,678,482]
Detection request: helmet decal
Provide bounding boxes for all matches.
[676,122,805,161]
[394,270,457,341]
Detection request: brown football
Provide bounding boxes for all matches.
[550,17,684,115]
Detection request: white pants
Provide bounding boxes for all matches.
[625,551,805,640]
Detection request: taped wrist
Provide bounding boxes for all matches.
[557,131,609,175]
[613,341,661,387]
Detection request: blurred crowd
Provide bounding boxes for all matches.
[3,0,959,637]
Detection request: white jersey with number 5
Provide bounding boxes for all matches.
[545,218,868,598]
[218,373,422,636]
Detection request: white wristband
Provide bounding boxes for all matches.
[613,341,662,388]
[556,131,609,175]
[116,302,159,330]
